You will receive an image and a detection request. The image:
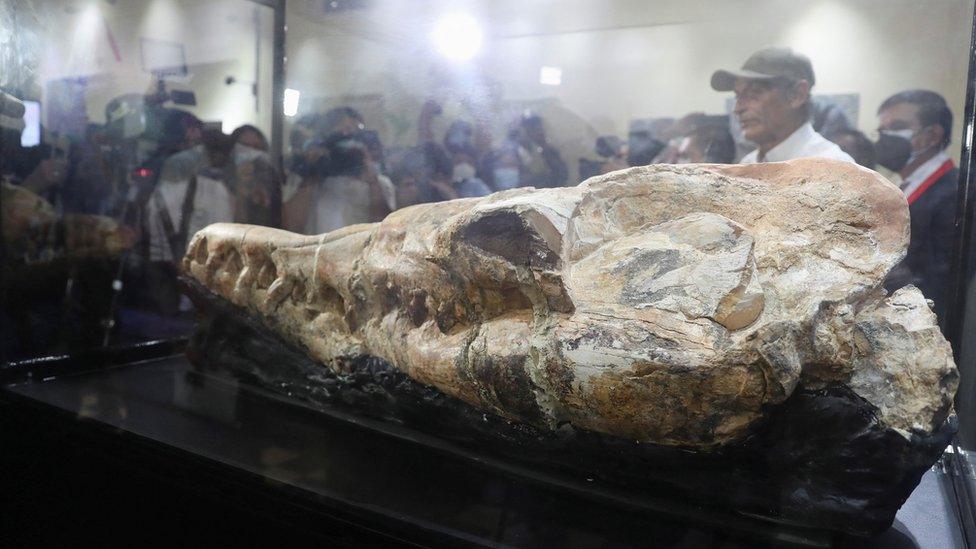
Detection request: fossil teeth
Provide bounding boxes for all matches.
[265,276,294,311]
[203,253,223,282]
[257,261,277,289]
[234,265,256,298]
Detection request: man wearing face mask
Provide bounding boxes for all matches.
[443,121,492,198]
[877,89,958,318]
[711,47,853,164]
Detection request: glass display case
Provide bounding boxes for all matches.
[4,1,976,546]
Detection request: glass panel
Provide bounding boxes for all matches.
[281,0,976,525]
[280,0,973,334]
[1,0,276,361]
[4,0,976,537]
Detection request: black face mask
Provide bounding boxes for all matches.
[875,133,913,172]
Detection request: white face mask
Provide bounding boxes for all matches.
[493,167,520,190]
[675,137,694,164]
[452,162,476,182]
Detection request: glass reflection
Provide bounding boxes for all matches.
[1,0,975,451]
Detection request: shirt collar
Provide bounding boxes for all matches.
[901,150,952,196]
[762,122,816,163]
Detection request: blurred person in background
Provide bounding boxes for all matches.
[442,120,492,198]
[390,141,486,205]
[626,129,666,168]
[482,112,568,191]
[61,123,117,216]
[811,98,853,140]
[231,123,269,152]
[356,125,397,211]
[230,124,279,227]
[508,112,568,188]
[1,122,69,204]
[577,129,667,180]
[283,106,395,228]
[484,141,523,192]
[127,109,205,227]
[390,143,450,208]
[826,128,876,170]
[1,120,134,357]
[283,132,391,234]
[711,46,853,164]
[877,89,958,318]
[417,101,493,198]
[318,106,366,137]
[138,129,236,315]
[578,135,629,181]
[281,114,330,230]
[599,135,631,173]
[656,114,736,164]
[674,125,736,164]
[150,109,205,162]
[430,148,491,200]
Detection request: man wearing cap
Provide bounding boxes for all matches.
[711,46,853,164]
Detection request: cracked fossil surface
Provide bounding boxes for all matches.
[182,158,957,450]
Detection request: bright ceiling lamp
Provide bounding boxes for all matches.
[431,13,483,61]
[283,88,300,117]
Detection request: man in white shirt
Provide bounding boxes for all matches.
[711,47,853,164]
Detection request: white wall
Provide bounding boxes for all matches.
[30,0,274,136]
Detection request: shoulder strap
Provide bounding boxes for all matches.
[177,174,199,247]
[155,174,198,260]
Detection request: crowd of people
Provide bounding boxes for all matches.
[0,45,962,352]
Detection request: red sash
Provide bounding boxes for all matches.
[907,159,955,205]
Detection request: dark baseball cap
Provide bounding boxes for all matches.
[711,47,815,91]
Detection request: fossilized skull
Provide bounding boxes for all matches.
[183,159,958,448]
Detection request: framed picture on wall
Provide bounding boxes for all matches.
[141,38,188,78]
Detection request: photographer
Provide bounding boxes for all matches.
[230,124,279,227]
[652,114,735,165]
[283,131,392,234]
[509,113,568,189]
[482,112,568,191]
[579,136,629,181]
[139,129,236,315]
[1,124,69,202]
[578,132,667,181]
[417,101,492,198]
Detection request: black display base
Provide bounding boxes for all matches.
[182,277,955,537]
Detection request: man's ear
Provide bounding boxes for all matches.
[789,80,812,109]
[922,123,946,150]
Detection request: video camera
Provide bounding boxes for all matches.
[104,79,196,143]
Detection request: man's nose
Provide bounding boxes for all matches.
[733,97,746,116]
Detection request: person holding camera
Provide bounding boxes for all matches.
[417,101,492,199]
[140,128,236,314]
[230,124,279,228]
[283,130,392,234]
[499,112,568,189]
